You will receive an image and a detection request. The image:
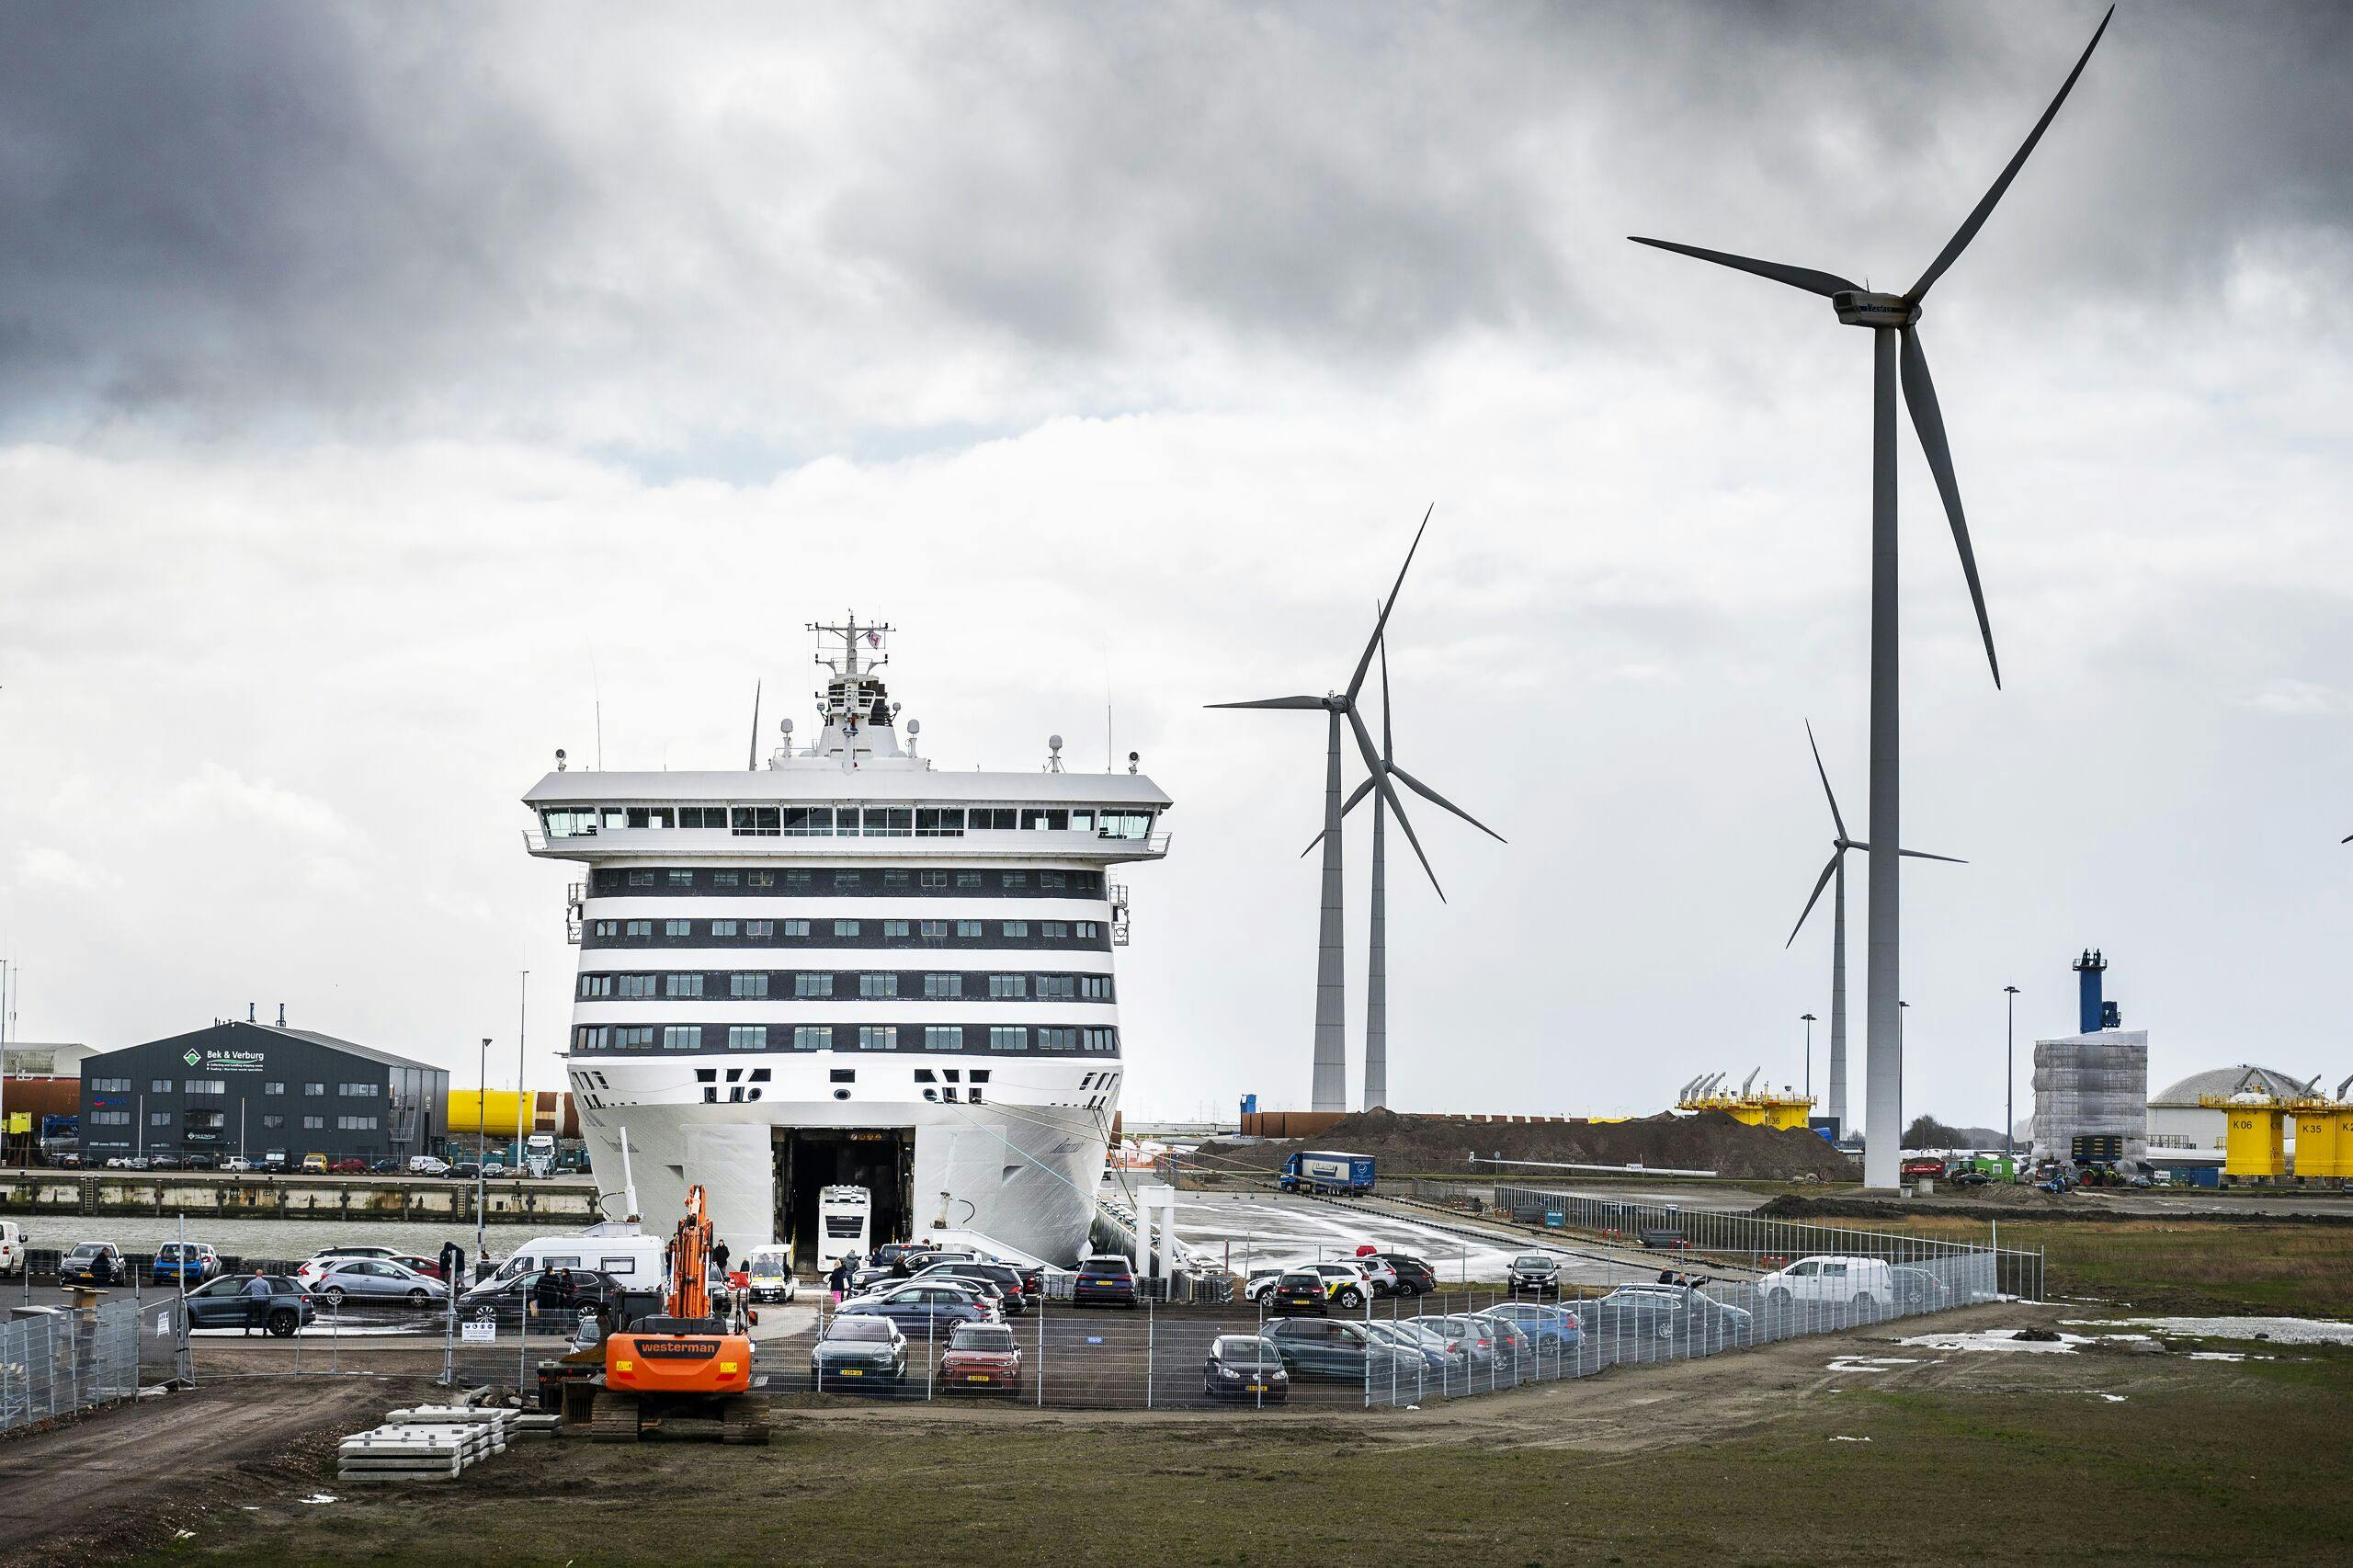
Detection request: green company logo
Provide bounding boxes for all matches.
[183,1049,201,1066]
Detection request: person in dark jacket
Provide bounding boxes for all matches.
[826,1260,848,1305]
[711,1240,731,1276]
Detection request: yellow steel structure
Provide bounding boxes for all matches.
[446,1088,540,1137]
[2201,1094,2288,1178]
[1676,1089,1816,1131]
[2288,1100,2353,1179]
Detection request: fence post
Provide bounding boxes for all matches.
[1035,1285,1045,1408]
[1146,1293,1155,1411]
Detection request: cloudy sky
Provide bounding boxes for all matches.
[3,1,2349,1131]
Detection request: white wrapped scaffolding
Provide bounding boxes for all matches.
[2029,1029,2149,1164]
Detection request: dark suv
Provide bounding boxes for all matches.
[1265,1271,1328,1318]
[1507,1254,1563,1298]
[1072,1256,1138,1308]
[1369,1252,1437,1297]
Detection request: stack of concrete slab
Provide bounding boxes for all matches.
[336,1406,556,1483]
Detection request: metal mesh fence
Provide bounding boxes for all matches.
[0,1300,145,1436]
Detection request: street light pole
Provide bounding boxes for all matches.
[1801,1014,1817,1105]
[516,971,528,1170]
[2004,985,2020,1167]
[474,1037,490,1275]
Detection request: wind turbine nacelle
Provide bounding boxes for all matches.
[1832,290,1919,328]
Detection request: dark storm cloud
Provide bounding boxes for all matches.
[0,1,2347,439]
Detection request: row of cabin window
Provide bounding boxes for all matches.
[580,971,1112,1001]
[589,917,1103,941]
[545,805,1155,839]
[91,1079,378,1098]
[590,867,1105,896]
[571,1023,1120,1054]
[91,1111,379,1131]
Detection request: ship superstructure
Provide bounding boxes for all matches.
[522,619,1171,1267]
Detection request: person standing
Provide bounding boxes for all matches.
[711,1239,732,1277]
[242,1267,274,1335]
[826,1259,847,1306]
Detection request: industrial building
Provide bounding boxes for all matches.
[2147,1064,2311,1157]
[2029,949,2148,1166]
[78,1018,449,1166]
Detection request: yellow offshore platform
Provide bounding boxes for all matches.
[1675,1073,1815,1132]
[2201,1071,2352,1180]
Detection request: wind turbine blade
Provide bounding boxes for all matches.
[1627,237,1858,298]
[1804,719,1847,840]
[1896,848,1968,865]
[1347,706,1443,901]
[1900,326,2001,687]
[1378,619,1392,759]
[1907,5,2114,301]
[1786,853,1840,949]
[1347,506,1433,703]
[1390,761,1507,844]
[1299,778,1377,858]
[2343,833,2352,844]
[1205,696,1326,710]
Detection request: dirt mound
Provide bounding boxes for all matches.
[1191,1108,1852,1182]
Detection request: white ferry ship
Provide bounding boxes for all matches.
[522,619,1171,1267]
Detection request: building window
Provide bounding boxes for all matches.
[955,920,982,939]
[150,1079,172,1094]
[884,869,911,891]
[990,974,1028,999]
[920,870,949,889]
[834,870,861,889]
[710,920,738,938]
[731,973,769,998]
[988,1026,1029,1052]
[666,869,694,888]
[793,1026,832,1051]
[920,920,949,939]
[858,1026,897,1051]
[338,1083,381,1097]
[665,973,705,998]
[90,1076,131,1093]
[1041,870,1067,890]
[924,1026,962,1051]
[779,919,809,937]
[618,974,657,999]
[303,1083,325,1096]
[795,972,835,998]
[617,1027,655,1050]
[337,1115,380,1131]
[150,1111,172,1127]
[664,919,691,937]
[1080,975,1112,1000]
[260,1114,285,1131]
[786,869,813,889]
[663,1026,701,1051]
[747,870,774,888]
[882,920,910,937]
[924,973,961,999]
[1038,1028,1077,1051]
[593,920,618,938]
[580,974,614,999]
[834,920,859,937]
[858,972,898,999]
[1041,921,1069,938]
[711,870,740,889]
[731,806,781,836]
[88,1109,131,1126]
[727,1025,767,1051]
[301,1115,324,1131]
[956,870,983,888]
[1002,921,1029,939]
[1075,922,1101,939]
[1004,871,1029,890]
[626,869,655,887]
[1082,1028,1119,1052]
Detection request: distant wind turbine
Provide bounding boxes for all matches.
[1785,721,1963,1137]
[1631,7,2113,1186]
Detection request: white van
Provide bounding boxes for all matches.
[0,1221,25,1278]
[1756,1255,1895,1314]
[491,1232,666,1292]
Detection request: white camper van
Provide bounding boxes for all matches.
[491,1232,666,1293]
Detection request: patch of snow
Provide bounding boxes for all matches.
[1824,1356,1932,1374]
[2078,1316,2353,1346]
[2185,1351,2261,1362]
[2094,1392,2127,1403]
[298,1494,338,1506]
[1829,1435,1872,1443]
[1897,1328,2090,1355]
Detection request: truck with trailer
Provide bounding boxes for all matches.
[1279,1150,1377,1196]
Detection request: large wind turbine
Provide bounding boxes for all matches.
[1209,507,1469,1112]
[1785,722,1963,1136]
[1303,621,1504,1108]
[1631,8,2112,1186]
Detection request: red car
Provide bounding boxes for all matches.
[328,1157,369,1175]
[939,1322,1023,1394]
[389,1253,444,1280]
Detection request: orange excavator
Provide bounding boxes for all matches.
[587,1184,769,1444]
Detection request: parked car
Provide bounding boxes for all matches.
[813,1313,907,1390]
[837,1281,991,1335]
[449,1161,481,1180]
[299,1154,328,1174]
[220,1157,256,1173]
[1072,1256,1139,1309]
[295,1245,403,1287]
[1244,1260,1370,1308]
[179,1153,217,1171]
[407,1155,451,1176]
[1349,1255,1401,1296]
[51,1152,85,1169]
[1366,1320,1467,1380]
[870,1242,939,1277]
[1582,1285,1755,1351]
[386,1253,446,1280]
[327,1157,368,1175]
[1412,1313,1504,1372]
[939,1322,1024,1394]
[1264,1270,1330,1318]
[1365,1252,1437,1297]
[744,1246,799,1304]
[1889,1266,1952,1313]
[1754,1256,1896,1318]
[0,1221,26,1278]
[368,1158,404,1174]
[310,1257,449,1309]
[1478,1301,1583,1354]
[147,1154,182,1171]
[458,1268,626,1327]
[1262,1316,1378,1381]
[151,1242,224,1286]
[1507,1254,1563,1298]
[1203,1334,1290,1402]
[183,1273,318,1336]
[482,1160,506,1178]
[912,1261,1027,1316]
[60,1242,126,1286]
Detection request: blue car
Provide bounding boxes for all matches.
[1477,1301,1582,1354]
[836,1282,989,1336]
[151,1242,223,1287]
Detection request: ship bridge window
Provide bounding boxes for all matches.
[731,805,780,836]
[626,869,655,887]
[1069,811,1093,833]
[987,1027,1029,1052]
[968,1070,989,1084]
[667,869,694,888]
[1019,809,1069,831]
[924,1026,961,1051]
[956,871,983,888]
[782,806,832,836]
[834,870,861,888]
[542,808,597,839]
[676,806,719,828]
[795,1026,834,1051]
[712,870,741,889]
[1040,871,1067,890]
[829,1069,855,1084]
[1098,811,1153,839]
[971,808,1017,831]
[602,808,628,831]
[663,1026,702,1051]
[625,807,675,829]
[1003,871,1029,890]
[883,869,911,891]
[916,808,964,836]
[864,807,913,837]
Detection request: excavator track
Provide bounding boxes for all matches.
[719,1394,771,1445]
[587,1387,642,1443]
